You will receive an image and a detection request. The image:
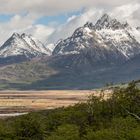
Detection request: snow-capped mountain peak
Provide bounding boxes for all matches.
[84,22,94,29]
[12,32,21,38]
[53,14,140,63]
[0,33,51,58]
[95,14,129,30]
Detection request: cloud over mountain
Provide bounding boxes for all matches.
[0,0,139,46]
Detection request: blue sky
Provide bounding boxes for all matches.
[0,14,13,22]
[0,11,82,25]
[35,10,83,25]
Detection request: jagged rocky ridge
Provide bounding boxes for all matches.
[0,14,140,89]
[53,14,140,65]
[0,33,51,62]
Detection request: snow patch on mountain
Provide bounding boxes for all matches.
[95,14,129,30]
[129,28,140,43]
[46,43,55,52]
[96,28,140,58]
[0,33,51,58]
[53,14,140,60]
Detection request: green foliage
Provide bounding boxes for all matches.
[0,82,139,139]
[12,114,45,140]
[47,124,80,140]
[86,117,140,140]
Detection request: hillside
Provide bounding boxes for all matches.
[0,56,140,90]
[0,58,57,90]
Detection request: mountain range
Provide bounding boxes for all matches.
[0,14,140,90]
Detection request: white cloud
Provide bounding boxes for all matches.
[23,25,55,43]
[0,14,54,45]
[47,3,140,44]
[0,0,140,46]
[47,9,104,44]
[110,3,140,27]
[0,0,139,16]
[0,14,37,45]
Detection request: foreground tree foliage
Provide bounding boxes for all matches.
[0,82,139,140]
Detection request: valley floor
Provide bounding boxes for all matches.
[0,90,112,117]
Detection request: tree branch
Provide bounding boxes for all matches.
[121,105,140,121]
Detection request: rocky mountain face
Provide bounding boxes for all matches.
[46,14,140,89]
[53,14,140,70]
[0,14,140,89]
[136,27,140,30]
[0,33,51,65]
